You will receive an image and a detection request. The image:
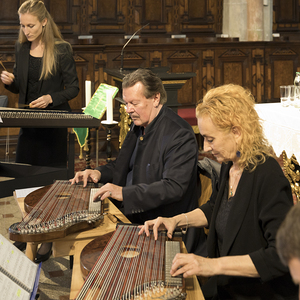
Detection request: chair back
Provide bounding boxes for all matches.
[0,95,8,107]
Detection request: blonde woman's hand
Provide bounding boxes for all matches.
[171,253,219,278]
[30,94,53,108]
[1,71,14,85]
[138,216,177,240]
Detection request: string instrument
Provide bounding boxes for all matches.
[0,107,100,128]
[9,180,104,243]
[75,224,187,300]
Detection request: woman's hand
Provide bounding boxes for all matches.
[171,254,259,278]
[30,94,53,108]
[1,71,14,85]
[138,216,177,240]
[171,253,219,278]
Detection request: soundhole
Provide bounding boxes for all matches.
[121,245,140,258]
[55,192,71,199]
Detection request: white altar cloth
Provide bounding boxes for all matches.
[255,103,300,159]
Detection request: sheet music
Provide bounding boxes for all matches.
[0,234,38,292]
[0,272,30,300]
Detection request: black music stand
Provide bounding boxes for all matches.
[0,133,74,198]
[0,163,69,198]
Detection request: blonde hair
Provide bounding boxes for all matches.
[18,0,71,80]
[196,84,272,171]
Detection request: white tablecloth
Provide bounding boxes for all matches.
[255,103,300,159]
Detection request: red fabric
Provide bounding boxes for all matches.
[177,108,197,126]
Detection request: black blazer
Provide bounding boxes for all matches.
[5,41,79,110]
[201,157,298,299]
[97,105,199,222]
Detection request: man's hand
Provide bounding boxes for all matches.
[93,183,123,202]
[69,169,101,187]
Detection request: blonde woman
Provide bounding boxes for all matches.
[0,0,79,262]
[140,84,298,299]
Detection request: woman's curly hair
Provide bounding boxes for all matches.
[196,84,272,171]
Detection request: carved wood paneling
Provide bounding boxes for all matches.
[1,0,300,157]
[0,0,223,42]
[267,47,298,100]
[217,48,250,88]
[251,49,265,103]
[273,0,300,36]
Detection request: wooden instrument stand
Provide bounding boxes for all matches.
[13,192,204,300]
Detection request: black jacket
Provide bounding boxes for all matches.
[5,41,79,110]
[97,105,199,223]
[201,157,298,299]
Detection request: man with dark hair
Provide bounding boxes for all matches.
[277,202,300,290]
[71,68,205,254]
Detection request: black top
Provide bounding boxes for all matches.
[215,181,235,255]
[26,55,42,104]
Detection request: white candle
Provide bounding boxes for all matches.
[106,90,113,123]
[85,80,91,107]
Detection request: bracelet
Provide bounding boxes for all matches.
[181,213,188,234]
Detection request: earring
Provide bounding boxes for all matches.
[236,150,241,157]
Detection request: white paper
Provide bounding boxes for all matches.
[0,234,38,292]
[0,272,30,300]
[15,186,43,199]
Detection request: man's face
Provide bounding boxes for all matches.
[288,257,300,299]
[123,82,160,128]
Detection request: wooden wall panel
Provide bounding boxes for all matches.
[267,47,298,101]
[188,0,206,19]
[223,62,244,86]
[251,49,265,103]
[98,0,118,19]
[273,0,300,38]
[273,60,294,98]
[0,1,19,22]
[143,0,165,23]
[1,0,300,158]
[216,48,250,89]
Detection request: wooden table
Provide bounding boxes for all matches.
[13,192,204,300]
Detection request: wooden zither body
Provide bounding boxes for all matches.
[9,180,104,243]
[76,224,187,300]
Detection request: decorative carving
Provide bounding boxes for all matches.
[252,55,264,65]
[271,48,297,56]
[73,54,87,63]
[168,50,197,62]
[0,54,13,63]
[203,56,214,67]
[118,104,131,149]
[220,49,247,57]
[113,51,145,62]
[282,150,300,202]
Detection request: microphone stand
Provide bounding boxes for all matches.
[120,23,150,73]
